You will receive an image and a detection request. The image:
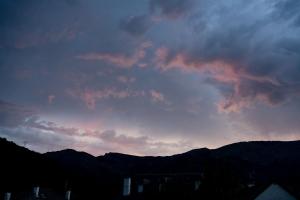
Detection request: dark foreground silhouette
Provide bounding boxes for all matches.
[0,137,300,199]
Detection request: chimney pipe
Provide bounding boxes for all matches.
[158,183,162,192]
[65,190,71,200]
[137,184,143,193]
[194,180,201,191]
[4,193,11,200]
[123,177,131,196]
[33,186,40,198]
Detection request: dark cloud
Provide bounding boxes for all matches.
[120,15,152,36]
[0,0,86,48]
[273,0,300,25]
[155,0,300,112]
[150,0,193,19]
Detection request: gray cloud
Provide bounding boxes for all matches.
[149,0,194,19]
[1,0,300,155]
[0,0,86,48]
[230,98,300,138]
[155,0,300,112]
[0,100,194,155]
[0,118,193,156]
[120,15,152,36]
[0,100,36,127]
[273,0,300,25]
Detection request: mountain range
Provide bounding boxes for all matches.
[1,137,300,199]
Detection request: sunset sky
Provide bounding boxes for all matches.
[1,0,300,156]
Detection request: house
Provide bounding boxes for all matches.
[254,184,297,200]
[2,188,68,200]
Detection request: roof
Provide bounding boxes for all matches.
[254,184,297,200]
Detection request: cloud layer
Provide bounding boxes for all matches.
[1,0,300,155]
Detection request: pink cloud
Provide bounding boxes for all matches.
[78,42,152,68]
[155,47,240,81]
[68,88,146,110]
[68,87,172,110]
[155,47,283,113]
[217,80,286,113]
[82,89,130,109]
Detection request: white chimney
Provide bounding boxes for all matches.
[65,190,71,200]
[194,180,201,191]
[123,178,131,196]
[137,184,143,193]
[33,186,40,198]
[4,193,11,200]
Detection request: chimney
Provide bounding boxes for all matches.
[194,180,201,191]
[123,177,131,196]
[33,186,40,198]
[65,190,71,200]
[158,183,162,192]
[4,193,11,200]
[137,184,143,193]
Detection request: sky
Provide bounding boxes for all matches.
[1,0,300,156]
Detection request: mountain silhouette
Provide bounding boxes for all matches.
[1,137,300,199]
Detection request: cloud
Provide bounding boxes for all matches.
[120,15,152,36]
[152,0,300,112]
[68,86,173,110]
[0,126,76,152]
[77,52,141,68]
[155,46,299,112]
[150,89,166,103]
[0,101,193,156]
[24,117,80,137]
[77,42,151,68]
[0,100,76,152]
[72,88,129,110]
[94,130,193,156]
[68,87,146,110]
[0,0,83,48]
[0,100,36,127]
[273,0,300,25]
[117,76,136,84]
[240,100,300,136]
[48,95,55,104]
[1,0,300,153]
[149,0,194,19]
[118,0,194,39]
[14,68,34,80]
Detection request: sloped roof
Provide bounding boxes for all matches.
[255,184,297,200]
